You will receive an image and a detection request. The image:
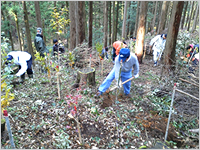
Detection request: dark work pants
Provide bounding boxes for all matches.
[112,48,117,61]
[19,57,33,79]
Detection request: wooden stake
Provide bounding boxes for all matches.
[56,72,61,99]
[190,78,199,85]
[67,114,82,145]
[101,59,103,75]
[187,72,199,80]
[179,78,199,87]
[175,88,199,101]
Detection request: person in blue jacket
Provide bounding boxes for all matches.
[100,47,109,60]
[95,48,139,98]
[6,51,33,82]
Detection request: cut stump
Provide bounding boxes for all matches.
[76,67,96,89]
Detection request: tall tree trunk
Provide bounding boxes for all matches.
[69,1,76,50]
[13,2,22,51]
[187,1,194,31]
[191,3,199,33]
[66,1,70,48]
[192,2,196,20]
[98,1,101,34]
[181,1,188,29]
[164,1,184,74]
[185,1,191,28]
[42,19,46,44]
[88,1,93,48]
[112,1,116,44]
[22,1,34,62]
[75,1,78,45]
[126,1,131,37]
[156,1,163,34]
[148,1,155,33]
[151,1,158,34]
[2,2,14,50]
[109,1,111,46]
[115,1,119,41]
[34,1,46,43]
[34,2,42,28]
[7,15,14,51]
[166,2,173,28]
[77,1,85,45]
[135,1,148,64]
[20,28,24,51]
[134,1,140,37]
[164,1,170,30]
[83,2,86,43]
[103,1,108,47]
[122,1,128,40]
[157,1,169,34]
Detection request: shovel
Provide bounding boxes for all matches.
[109,76,135,92]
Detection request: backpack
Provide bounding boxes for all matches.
[58,43,65,53]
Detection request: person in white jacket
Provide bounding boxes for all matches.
[6,51,33,82]
[149,34,167,66]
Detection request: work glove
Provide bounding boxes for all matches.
[134,74,139,78]
[116,80,122,88]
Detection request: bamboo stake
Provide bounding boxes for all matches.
[3,110,15,149]
[165,83,176,142]
[175,88,199,101]
[179,78,199,87]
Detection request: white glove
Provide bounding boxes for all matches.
[116,80,122,88]
[134,74,139,78]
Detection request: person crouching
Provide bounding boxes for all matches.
[6,51,33,82]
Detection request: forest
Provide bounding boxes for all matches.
[1,1,199,149]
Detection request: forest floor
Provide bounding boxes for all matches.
[1,42,199,149]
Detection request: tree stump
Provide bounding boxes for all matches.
[76,67,96,88]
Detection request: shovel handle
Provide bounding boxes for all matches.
[110,76,135,92]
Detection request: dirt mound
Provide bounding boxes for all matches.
[135,113,182,143]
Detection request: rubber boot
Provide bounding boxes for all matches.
[28,74,33,78]
[20,74,25,83]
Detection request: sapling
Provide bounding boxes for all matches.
[1,81,15,113]
[46,53,52,84]
[55,65,61,99]
[66,93,83,145]
[34,51,47,73]
[68,52,75,69]
[95,42,104,73]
